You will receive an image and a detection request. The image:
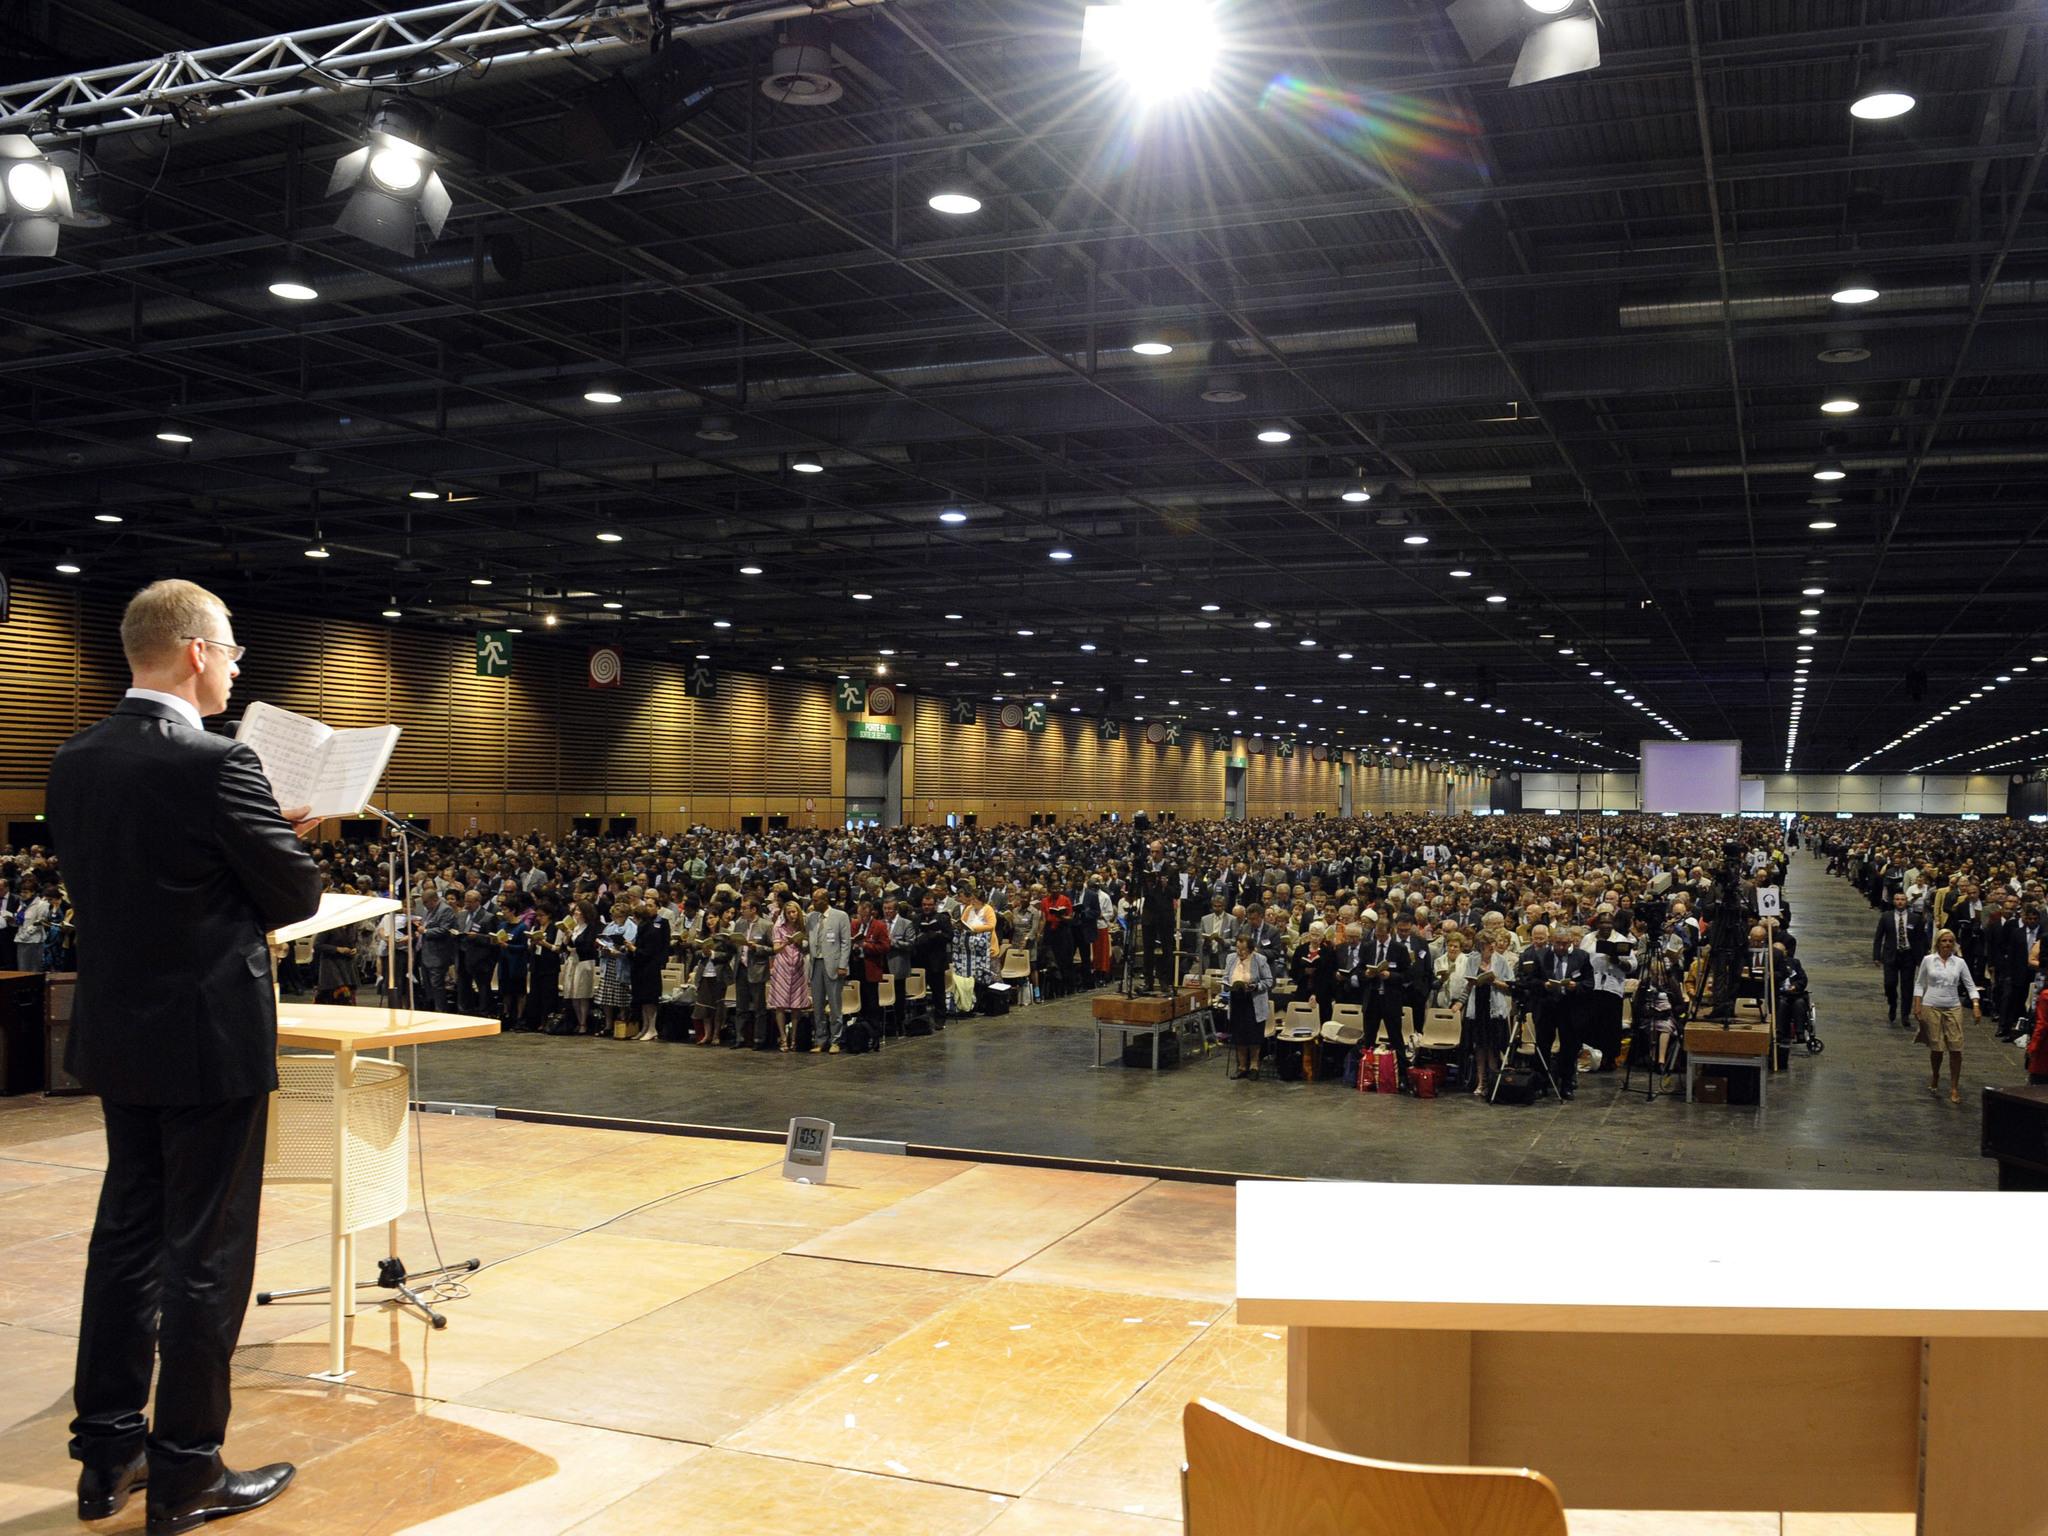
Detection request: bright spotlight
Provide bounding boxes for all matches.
[0,135,79,257]
[1081,0,1221,103]
[327,100,451,255]
[927,189,982,215]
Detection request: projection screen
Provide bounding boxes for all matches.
[1640,740,1743,813]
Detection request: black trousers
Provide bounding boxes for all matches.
[71,1093,268,1501]
[1883,955,1917,1021]
[1535,1002,1580,1089]
[1141,914,1175,991]
[1584,991,1625,1069]
[1361,992,1409,1076]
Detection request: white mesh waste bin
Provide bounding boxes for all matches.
[264,1054,410,1234]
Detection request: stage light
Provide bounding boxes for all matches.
[267,265,319,302]
[327,99,451,256]
[1850,86,1915,121]
[583,385,624,404]
[1080,0,1221,103]
[0,135,78,257]
[154,422,195,444]
[407,480,440,500]
[1445,0,1601,87]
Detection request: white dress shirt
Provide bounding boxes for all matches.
[1913,952,1979,1010]
[124,687,203,731]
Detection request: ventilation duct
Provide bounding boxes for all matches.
[1670,449,2048,478]
[1619,279,2048,329]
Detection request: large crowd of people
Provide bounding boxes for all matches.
[12,807,2046,1093]
[1804,816,2048,1095]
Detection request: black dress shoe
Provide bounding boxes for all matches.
[78,1453,147,1520]
[146,1463,295,1535]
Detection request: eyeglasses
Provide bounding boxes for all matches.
[180,635,247,662]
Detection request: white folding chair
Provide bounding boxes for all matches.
[1325,1002,1366,1047]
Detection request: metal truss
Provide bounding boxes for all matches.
[0,0,879,140]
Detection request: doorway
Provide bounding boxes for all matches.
[844,738,902,827]
[1225,764,1247,821]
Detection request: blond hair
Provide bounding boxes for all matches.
[121,579,230,671]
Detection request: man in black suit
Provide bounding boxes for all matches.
[1871,890,1930,1028]
[49,580,322,1534]
[1522,926,1590,1098]
[1137,840,1180,994]
[1354,917,1409,1088]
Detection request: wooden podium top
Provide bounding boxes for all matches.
[276,1002,499,1053]
[1237,1181,2048,1338]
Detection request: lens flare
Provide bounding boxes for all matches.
[1257,75,1479,204]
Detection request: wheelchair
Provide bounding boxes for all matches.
[1778,988,1824,1054]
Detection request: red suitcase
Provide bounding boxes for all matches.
[1409,1063,1442,1099]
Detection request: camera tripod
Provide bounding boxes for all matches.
[1488,1004,1562,1104]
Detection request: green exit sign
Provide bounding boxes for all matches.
[847,721,902,743]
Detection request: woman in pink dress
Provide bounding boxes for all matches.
[768,898,811,1053]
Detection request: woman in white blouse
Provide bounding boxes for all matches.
[1458,932,1517,1098]
[1911,927,1980,1104]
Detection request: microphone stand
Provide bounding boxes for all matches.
[257,802,479,1332]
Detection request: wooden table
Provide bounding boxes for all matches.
[273,1004,498,1378]
[1237,1181,2048,1536]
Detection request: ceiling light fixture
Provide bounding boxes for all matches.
[1256,427,1292,444]
[1809,519,1838,530]
[582,385,624,404]
[327,98,451,256]
[54,559,81,575]
[1830,273,1880,305]
[939,508,968,524]
[739,563,763,576]
[267,264,319,302]
[1079,0,1222,103]
[154,422,194,444]
[1812,458,1847,482]
[927,186,982,216]
[1402,533,1430,546]
[790,455,825,474]
[1850,83,1916,121]
[407,480,440,501]
[596,531,623,543]
[1820,396,1859,415]
[93,512,122,524]
[1048,548,1074,561]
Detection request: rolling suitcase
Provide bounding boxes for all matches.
[1409,1063,1442,1099]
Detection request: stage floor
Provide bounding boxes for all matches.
[1,1098,1908,1535]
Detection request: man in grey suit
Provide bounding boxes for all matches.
[733,896,774,1048]
[884,896,915,1033]
[805,886,851,1052]
[413,887,458,1013]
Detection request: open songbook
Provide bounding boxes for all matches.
[235,700,400,820]
[271,891,402,945]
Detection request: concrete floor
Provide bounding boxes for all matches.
[389,849,2027,1186]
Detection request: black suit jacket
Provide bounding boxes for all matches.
[1872,909,1930,966]
[49,697,322,1105]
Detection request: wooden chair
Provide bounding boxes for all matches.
[1181,1398,1567,1536]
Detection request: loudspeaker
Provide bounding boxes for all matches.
[565,42,715,158]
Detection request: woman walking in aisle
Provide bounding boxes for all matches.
[1912,926,1981,1104]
